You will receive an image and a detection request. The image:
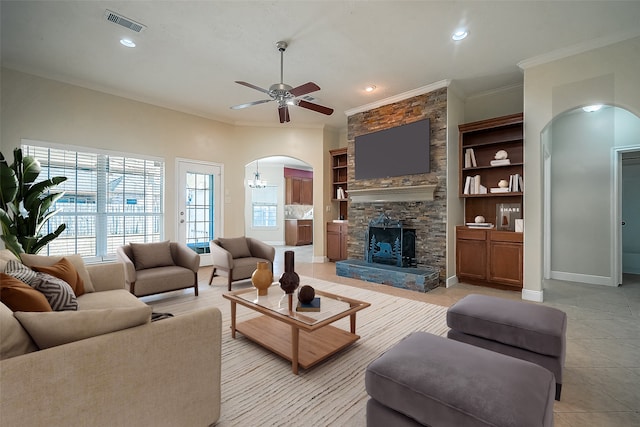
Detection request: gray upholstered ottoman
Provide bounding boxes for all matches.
[447,294,567,400]
[365,331,555,427]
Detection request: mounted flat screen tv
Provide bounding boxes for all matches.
[354,118,430,180]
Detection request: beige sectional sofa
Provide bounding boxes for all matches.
[0,250,222,426]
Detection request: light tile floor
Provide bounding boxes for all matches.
[264,246,640,426]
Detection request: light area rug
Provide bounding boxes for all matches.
[145,276,450,427]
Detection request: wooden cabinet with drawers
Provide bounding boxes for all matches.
[456,226,523,289]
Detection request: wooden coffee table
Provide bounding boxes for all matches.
[223,286,370,374]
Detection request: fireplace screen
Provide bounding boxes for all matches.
[365,214,416,268]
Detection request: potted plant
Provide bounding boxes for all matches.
[0,148,67,257]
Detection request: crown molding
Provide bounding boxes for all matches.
[518,29,640,70]
[344,80,451,117]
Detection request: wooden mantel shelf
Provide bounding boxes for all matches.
[348,185,437,203]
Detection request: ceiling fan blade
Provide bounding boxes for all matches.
[235,81,271,95]
[230,99,273,110]
[278,105,290,123]
[297,99,334,116]
[289,82,320,97]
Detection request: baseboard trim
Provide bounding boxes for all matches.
[446,275,459,288]
[312,255,326,263]
[550,271,614,286]
[522,289,544,302]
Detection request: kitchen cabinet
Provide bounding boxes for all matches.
[285,219,313,246]
[285,177,313,205]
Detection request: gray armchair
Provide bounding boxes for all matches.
[208,237,276,291]
[116,241,200,297]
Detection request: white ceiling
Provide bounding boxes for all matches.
[2,1,640,130]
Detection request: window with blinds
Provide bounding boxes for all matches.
[251,185,277,228]
[22,142,164,261]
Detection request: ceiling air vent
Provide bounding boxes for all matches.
[104,9,146,33]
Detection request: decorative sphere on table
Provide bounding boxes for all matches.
[498,179,509,188]
[298,285,315,304]
[474,215,486,224]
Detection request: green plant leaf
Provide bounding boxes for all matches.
[0,162,19,210]
[21,155,41,186]
[31,223,66,254]
[0,233,23,257]
[2,148,67,255]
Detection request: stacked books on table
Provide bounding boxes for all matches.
[465,222,494,229]
[296,297,321,312]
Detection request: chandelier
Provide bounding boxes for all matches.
[248,160,267,188]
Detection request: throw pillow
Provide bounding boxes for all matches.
[14,306,153,350]
[218,237,252,259]
[20,254,95,293]
[0,273,52,312]
[0,249,20,273]
[30,257,85,297]
[130,241,175,270]
[4,259,39,286]
[0,303,38,360]
[33,272,78,311]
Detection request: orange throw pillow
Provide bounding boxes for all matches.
[32,257,85,296]
[0,273,53,312]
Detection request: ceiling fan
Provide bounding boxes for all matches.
[230,41,334,123]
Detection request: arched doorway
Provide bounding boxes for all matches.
[542,105,640,286]
[243,156,313,251]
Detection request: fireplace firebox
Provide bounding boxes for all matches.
[365,214,416,268]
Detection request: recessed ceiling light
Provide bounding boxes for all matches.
[582,104,603,112]
[452,29,468,41]
[120,38,136,48]
[365,85,376,92]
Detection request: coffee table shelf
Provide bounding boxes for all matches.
[236,316,360,370]
[223,287,370,374]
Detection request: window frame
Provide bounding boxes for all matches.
[21,139,165,262]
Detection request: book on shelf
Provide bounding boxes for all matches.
[490,159,511,166]
[466,223,494,228]
[464,148,477,168]
[296,297,320,312]
[508,174,523,192]
[496,203,521,231]
[490,187,510,193]
[463,175,486,195]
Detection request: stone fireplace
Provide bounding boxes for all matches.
[344,86,448,287]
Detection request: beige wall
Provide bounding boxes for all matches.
[1,68,336,260]
[464,84,524,123]
[522,36,640,300]
[446,86,465,285]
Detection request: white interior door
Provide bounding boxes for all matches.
[176,159,223,266]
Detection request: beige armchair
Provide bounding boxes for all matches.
[209,237,276,291]
[116,241,200,297]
